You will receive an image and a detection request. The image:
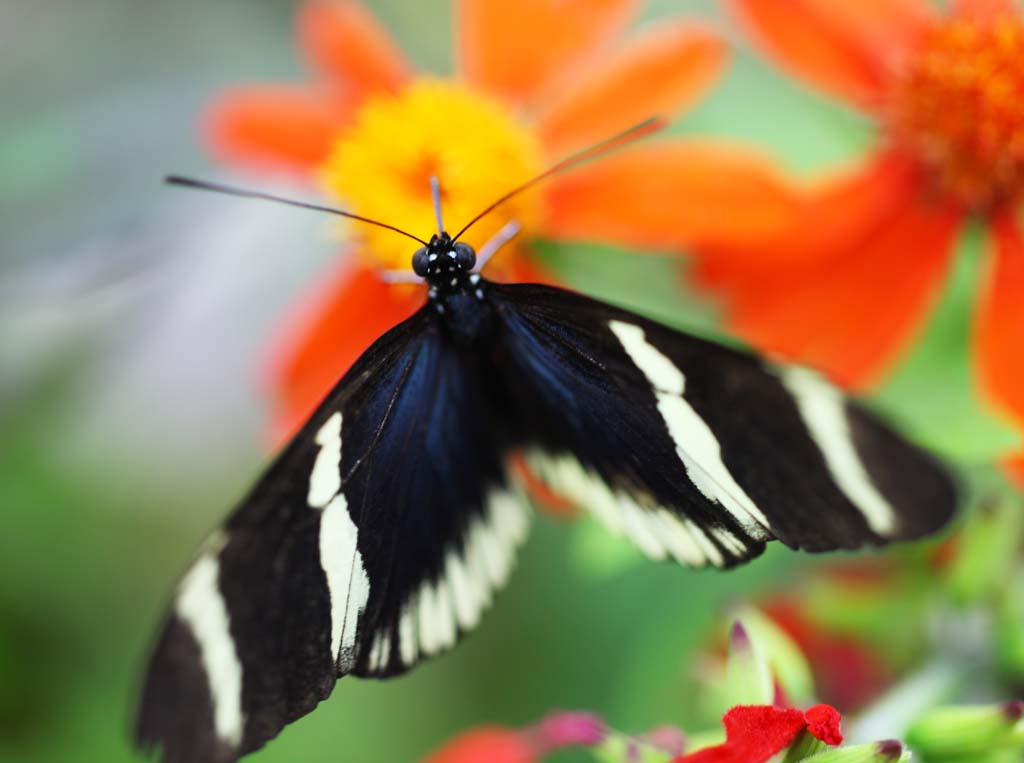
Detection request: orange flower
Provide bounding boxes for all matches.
[694,0,1024,463]
[203,0,798,439]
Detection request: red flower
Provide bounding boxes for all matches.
[204,0,798,440]
[675,704,842,763]
[693,0,1024,464]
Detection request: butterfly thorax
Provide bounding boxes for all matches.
[411,232,499,346]
[411,232,494,345]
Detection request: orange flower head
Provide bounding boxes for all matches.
[887,12,1024,208]
[701,0,1024,479]
[203,0,804,439]
[322,80,544,269]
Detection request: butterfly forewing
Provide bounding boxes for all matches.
[488,283,956,565]
[135,307,532,763]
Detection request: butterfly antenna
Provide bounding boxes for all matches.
[451,116,668,242]
[165,175,430,246]
[430,176,445,236]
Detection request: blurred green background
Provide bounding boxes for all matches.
[2,2,1016,762]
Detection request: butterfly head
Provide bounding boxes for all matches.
[412,233,476,292]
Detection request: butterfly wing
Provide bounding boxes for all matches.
[135,306,531,763]
[488,283,956,568]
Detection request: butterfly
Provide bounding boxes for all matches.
[135,119,956,763]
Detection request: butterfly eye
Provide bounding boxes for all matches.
[412,246,431,277]
[453,242,476,270]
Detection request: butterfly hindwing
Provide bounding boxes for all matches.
[135,306,531,763]
[341,310,530,678]
[488,283,956,567]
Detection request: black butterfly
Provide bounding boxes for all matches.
[136,120,956,763]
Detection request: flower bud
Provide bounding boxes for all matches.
[724,620,774,708]
[735,606,814,707]
[781,730,830,761]
[799,739,909,763]
[905,700,1024,756]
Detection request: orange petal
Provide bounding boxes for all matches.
[543,140,802,250]
[975,212,1024,433]
[729,0,933,107]
[509,453,581,519]
[297,1,412,96]
[535,21,727,157]
[1003,452,1024,488]
[203,86,352,175]
[719,196,962,389]
[457,0,637,106]
[953,0,1019,23]
[265,258,424,443]
[698,152,922,283]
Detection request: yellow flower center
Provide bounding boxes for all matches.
[321,80,545,269]
[887,13,1024,209]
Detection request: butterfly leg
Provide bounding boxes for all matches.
[474,221,521,273]
[378,270,426,284]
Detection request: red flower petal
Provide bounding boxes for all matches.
[976,212,1024,434]
[264,258,423,443]
[729,0,932,108]
[805,704,844,745]
[544,140,801,251]
[953,0,1019,23]
[425,726,536,763]
[297,0,411,96]
[510,453,580,518]
[698,152,923,271]
[203,86,352,175]
[457,0,636,106]
[695,161,963,389]
[1004,452,1024,488]
[534,21,727,157]
[676,704,842,763]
